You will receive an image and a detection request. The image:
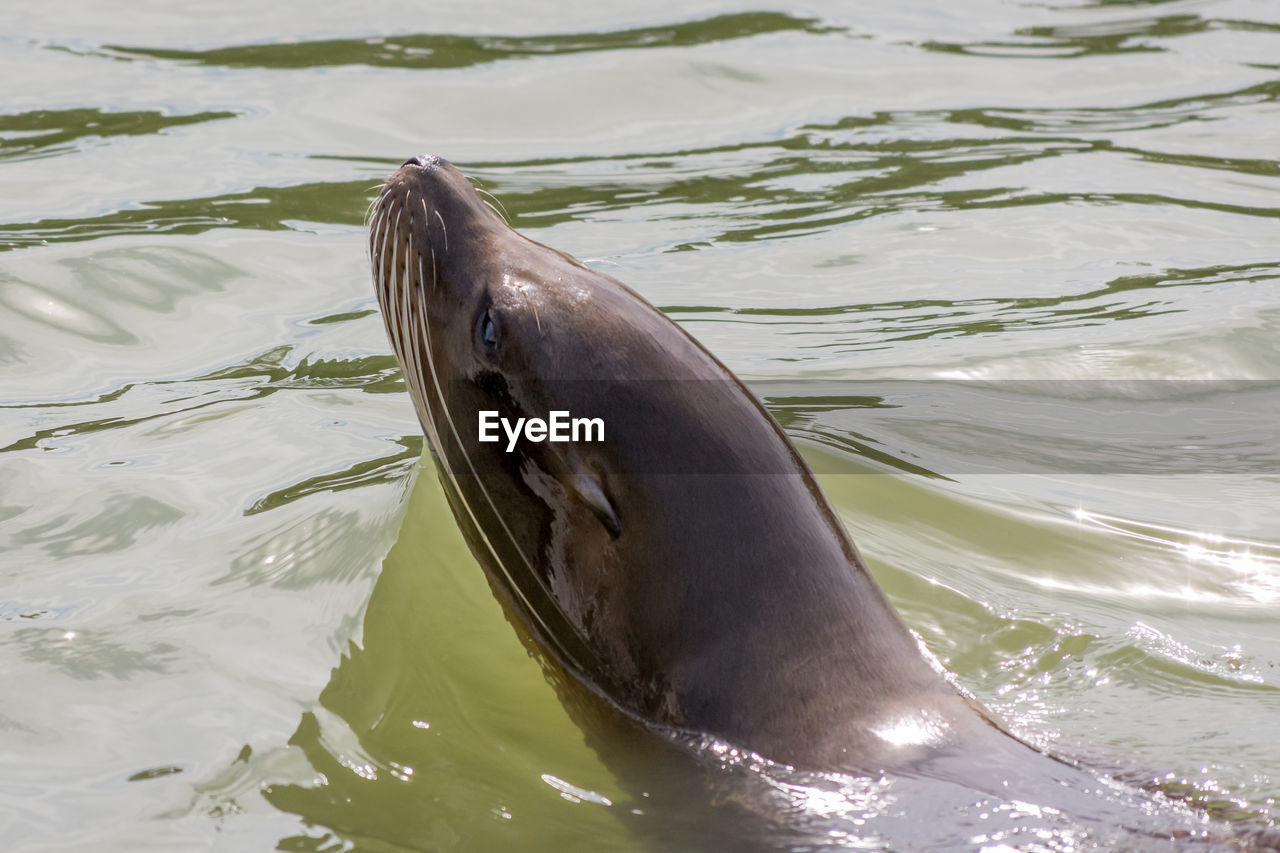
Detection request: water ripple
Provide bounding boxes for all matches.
[92,13,843,70]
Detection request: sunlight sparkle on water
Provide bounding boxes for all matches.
[540,773,613,807]
[1072,507,1280,605]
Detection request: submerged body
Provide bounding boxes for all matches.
[368,155,1274,848]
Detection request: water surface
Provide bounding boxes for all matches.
[1,0,1278,849]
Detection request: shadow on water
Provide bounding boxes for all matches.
[920,13,1210,58]
[6,75,1277,253]
[259,464,769,852]
[9,624,180,681]
[764,380,1280,477]
[0,345,402,453]
[0,180,378,253]
[0,107,237,163]
[5,131,1275,308]
[243,434,421,517]
[96,13,842,70]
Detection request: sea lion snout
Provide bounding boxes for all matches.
[401,154,442,170]
[371,155,510,317]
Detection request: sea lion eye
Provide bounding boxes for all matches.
[478,309,500,359]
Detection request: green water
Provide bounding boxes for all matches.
[2,1,1278,850]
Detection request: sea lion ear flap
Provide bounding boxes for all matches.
[571,473,621,539]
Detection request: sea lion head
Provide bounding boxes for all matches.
[368,156,691,696]
[368,155,830,726]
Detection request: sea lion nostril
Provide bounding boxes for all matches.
[402,154,442,170]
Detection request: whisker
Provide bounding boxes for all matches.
[399,234,424,410]
[381,200,400,348]
[476,187,511,224]
[369,185,393,228]
[367,210,380,272]
[390,208,401,296]
[419,198,439,291]
[434,209,448,254]
[410,258,443,449]
[369,208,388,264]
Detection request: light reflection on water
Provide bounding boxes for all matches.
[1074,508,1280,606]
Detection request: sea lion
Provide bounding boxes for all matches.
[366,155,1276,847]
